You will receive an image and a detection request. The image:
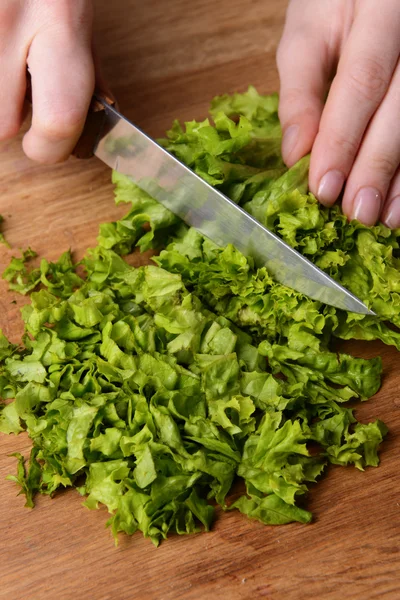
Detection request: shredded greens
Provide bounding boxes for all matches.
[1,87,398,546]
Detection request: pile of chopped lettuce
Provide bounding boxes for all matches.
[1,87,399,546]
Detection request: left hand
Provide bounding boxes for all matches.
[277,0,400,228]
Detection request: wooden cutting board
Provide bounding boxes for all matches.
[0,1,399,598]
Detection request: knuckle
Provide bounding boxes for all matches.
[38,109,84,141]
[370,152,398,179]
[279,87,301,107]
[278,87,320,124]
[344,56,389,102]
[322,128,359,159]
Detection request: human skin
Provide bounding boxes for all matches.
[1,0,399,228]
[277,0,400,228]
[0,0,99,163]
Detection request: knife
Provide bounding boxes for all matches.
[75,95,374,315]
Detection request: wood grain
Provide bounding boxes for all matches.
[0,1,399,599]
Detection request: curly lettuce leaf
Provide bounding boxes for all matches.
[1,86,397,547]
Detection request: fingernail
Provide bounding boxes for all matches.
[281,125,299,161]
[351,187,382,226]
[382,195,400,229]
[317,170,345,206]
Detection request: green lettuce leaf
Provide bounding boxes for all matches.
[1,86,397,547]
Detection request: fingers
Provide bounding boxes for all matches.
[276,0,338,167]
[22,2,95,163]
[309,0,400,207]
[0,54,26,141]
[382,169,400,229]
[0,2,26,140]
[340,59,400,226]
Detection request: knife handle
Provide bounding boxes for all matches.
[72,92,115,159]
[25,69,114,160]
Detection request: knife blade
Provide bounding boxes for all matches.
[91,96,374,316]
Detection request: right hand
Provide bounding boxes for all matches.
[0,0,108,164]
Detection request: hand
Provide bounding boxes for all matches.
[277,0,400,228]
[0,0,107,164]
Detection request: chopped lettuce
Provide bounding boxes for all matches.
[2,249,83,298]
[1,87,398,546]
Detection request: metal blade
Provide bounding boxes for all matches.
[93,98,374,315]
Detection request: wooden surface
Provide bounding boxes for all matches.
[0,1,399,598]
